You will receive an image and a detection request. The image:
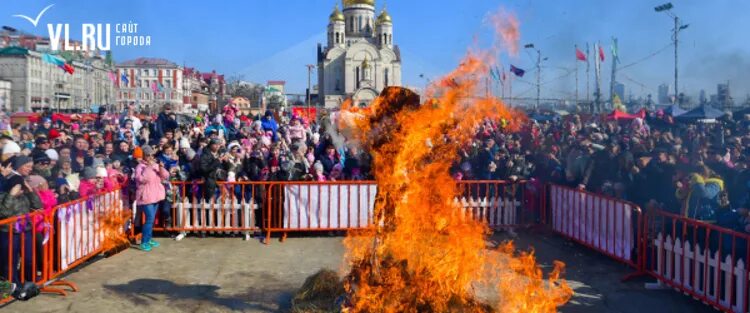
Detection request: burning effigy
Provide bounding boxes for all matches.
[292,9,572,313]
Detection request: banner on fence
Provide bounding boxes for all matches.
[550,185,635,262]
[57,190,120,270]
[283,184,377,229]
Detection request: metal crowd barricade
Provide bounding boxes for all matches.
[456,180,531,229]
[264,181,378,242]
[0,188,123,303]
[48,188,123,281]
[137,181,261,238]
[0,212,50,303]
[547,183,643,271]
[262,180,531,243]
[644,209,750,313]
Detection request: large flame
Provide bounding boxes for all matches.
[336,9,572,313]
[100,204,131,254]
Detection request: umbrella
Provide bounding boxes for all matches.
[675,105,726,122]
[607,109,639,121]
[663,104,687,117]
[732,107,750,120]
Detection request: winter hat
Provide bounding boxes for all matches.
[12,155,33,170]
[179,138,190,149]
[227,141,241,152]
[3,141,21,155]
[33,155,51,165]
[82,167,97,180]
[132,147,143,159]
[35,137,50,145]
[96,166,108,178]
[71,123,80,131]
[92,158,104,168]
[45,149,59,161]
[48,129,61,140]
[185,148,196,160]
[141,145,155,156]
[27,175,46,189]
[313,161,324,173]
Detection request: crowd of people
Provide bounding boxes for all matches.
[455,110,750,235]
[1,100,750,285]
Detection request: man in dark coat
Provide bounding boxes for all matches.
[199,138,223,201]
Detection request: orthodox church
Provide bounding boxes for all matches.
[317,0,402,108]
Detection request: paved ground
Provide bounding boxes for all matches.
[2,230,714,313]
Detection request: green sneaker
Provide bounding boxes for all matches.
[139,243,152,251]
[148,240,160,248]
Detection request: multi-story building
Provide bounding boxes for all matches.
[317,0,402,108]
[182,67,226,113]
[0,46,114,112]
[115,57,183,112]
[0,79,11,111]
[717,83,733,110]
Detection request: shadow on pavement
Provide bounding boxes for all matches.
[104,278,293,312]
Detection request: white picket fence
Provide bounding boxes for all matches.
[454,196,522,228]
[651,233,749,312]
[173,200,256,233]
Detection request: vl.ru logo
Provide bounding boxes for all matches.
[12,3,151,51]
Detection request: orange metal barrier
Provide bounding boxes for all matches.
[47,189,123,280]
[643,209,750,313]
[546,183,644,272]
[264,181,377,242]
[133,181,262,238]
[0,188,123,303]
[262,180,531,243]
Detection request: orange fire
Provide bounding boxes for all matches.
[100,204,131,253]
[337,9,572,313]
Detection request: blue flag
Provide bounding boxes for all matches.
[42,53,65,67]
[121,73,129,86]
[510,65,525,77]
[489,67,498,80]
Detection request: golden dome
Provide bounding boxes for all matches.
[376,7,392,24]
[343,0,375,7]
[362,56,370,68]
[329,4,344,22]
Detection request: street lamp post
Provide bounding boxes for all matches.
[305,64,315,121]
[525,43,545,110]
[655,2,689,105]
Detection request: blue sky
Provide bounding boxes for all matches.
[1,0,750,102]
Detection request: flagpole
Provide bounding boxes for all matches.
[594,41,602,113]
[586,42,590,106]
[500,66,506,102]
[508,75,513,107]
[610,37,618,110]
[575,44,578,108]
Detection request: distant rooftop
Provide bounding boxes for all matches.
[117,57,179,68]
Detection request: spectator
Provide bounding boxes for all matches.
[0,156,42,284]
[134,145,169,252]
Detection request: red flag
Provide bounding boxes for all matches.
[63,63,75,75]
[575,48,587,61]
[598,45,605,62]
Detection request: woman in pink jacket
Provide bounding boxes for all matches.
[134,145,169,252]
